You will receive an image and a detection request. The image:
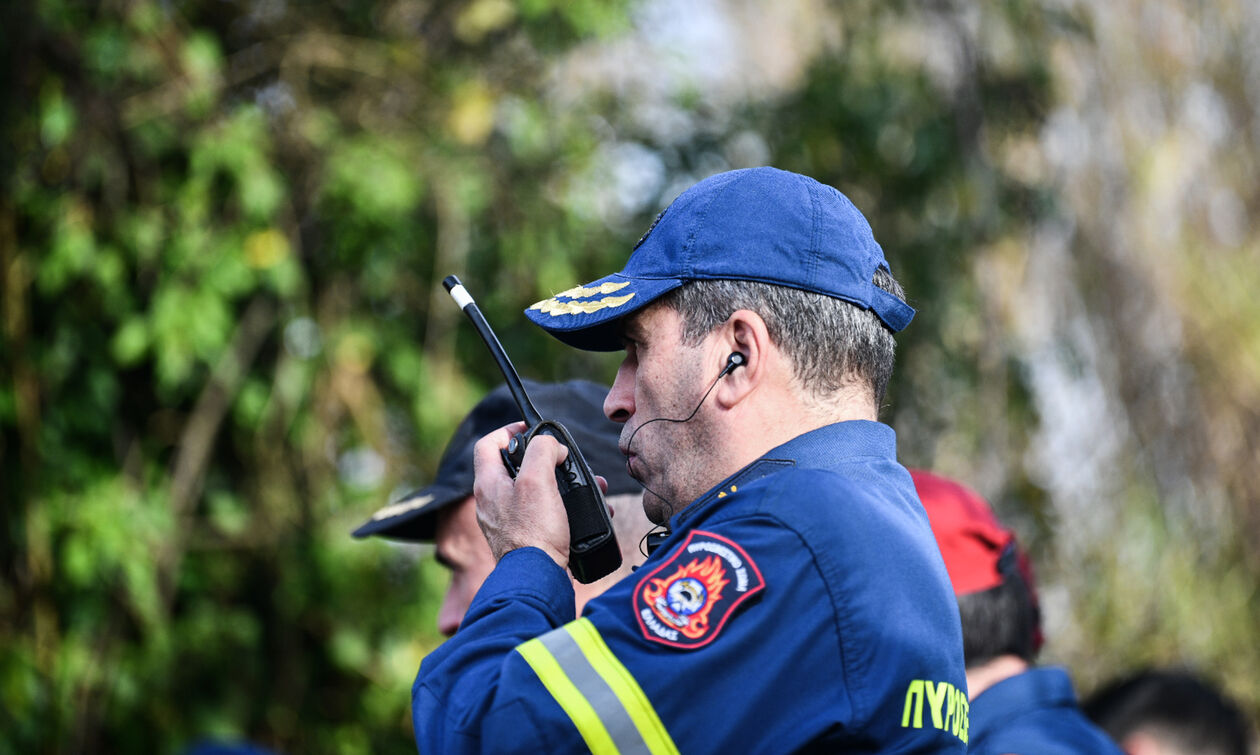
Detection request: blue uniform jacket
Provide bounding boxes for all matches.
[968,667,1123,755]
[413,421,968,753]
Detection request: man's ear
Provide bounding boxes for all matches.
[712,309,770,409]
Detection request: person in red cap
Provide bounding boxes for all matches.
[912,469,1123,754]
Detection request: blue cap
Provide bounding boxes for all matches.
[352,379,640,541]
[525,167,915,351]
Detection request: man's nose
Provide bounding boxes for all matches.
[604,362,635,423]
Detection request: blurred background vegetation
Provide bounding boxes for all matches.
[2,0,1257,752]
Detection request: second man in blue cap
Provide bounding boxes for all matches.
[355,379,652,636]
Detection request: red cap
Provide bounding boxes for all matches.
[910,469,1019,596]
[911,469,1044,652]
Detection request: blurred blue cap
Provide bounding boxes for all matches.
[524,167,915,351]
[352,379,639,541]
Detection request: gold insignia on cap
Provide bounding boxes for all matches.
[370,494,435,521]
[529,292,636,317]
[554,281,630,298]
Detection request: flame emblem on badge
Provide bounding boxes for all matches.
[642,555,729,639]
[634,530,765,649]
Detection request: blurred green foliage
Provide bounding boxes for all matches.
[2,0,633,751]
[3,0,1258,752]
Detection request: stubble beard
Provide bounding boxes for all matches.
[623,398,717,525]
[622,334,725,525]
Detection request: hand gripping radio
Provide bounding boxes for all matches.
[443,275,621,584]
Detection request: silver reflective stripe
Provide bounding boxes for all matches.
[537,625,654,755]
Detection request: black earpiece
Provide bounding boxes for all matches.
[719,352,747,378]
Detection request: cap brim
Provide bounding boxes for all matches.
[351,483,466,541]
[525,273,684,351]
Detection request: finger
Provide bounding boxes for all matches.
[594,474,609,495]
[484,421,529,448]
[472,422,529,476]
[516,433,569,480]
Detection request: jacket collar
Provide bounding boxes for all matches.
[671,420,898,530]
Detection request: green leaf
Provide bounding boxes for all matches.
[329,628,371,671]
[61,534,95,588]
[181,32,223,116]
[111,317,149,366]
[39,86,76,147]
[84,26,128,83]
[208,491,251,537]
[322,137,425,222]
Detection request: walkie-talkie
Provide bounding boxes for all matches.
[443,275,621,584]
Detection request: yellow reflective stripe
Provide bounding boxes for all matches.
[517,636,619,755]
[566,619,680,755]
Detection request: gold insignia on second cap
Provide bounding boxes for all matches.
[529,291,636,317]
[370,494,435,521]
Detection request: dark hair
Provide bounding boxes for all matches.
[659,268,906,404]
[956,546,1040,667]
[1082,669,1252,755]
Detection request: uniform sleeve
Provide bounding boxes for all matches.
[412,546,576,754]
[417,514,840,754]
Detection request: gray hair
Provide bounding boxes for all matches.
[658,268,906,403]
